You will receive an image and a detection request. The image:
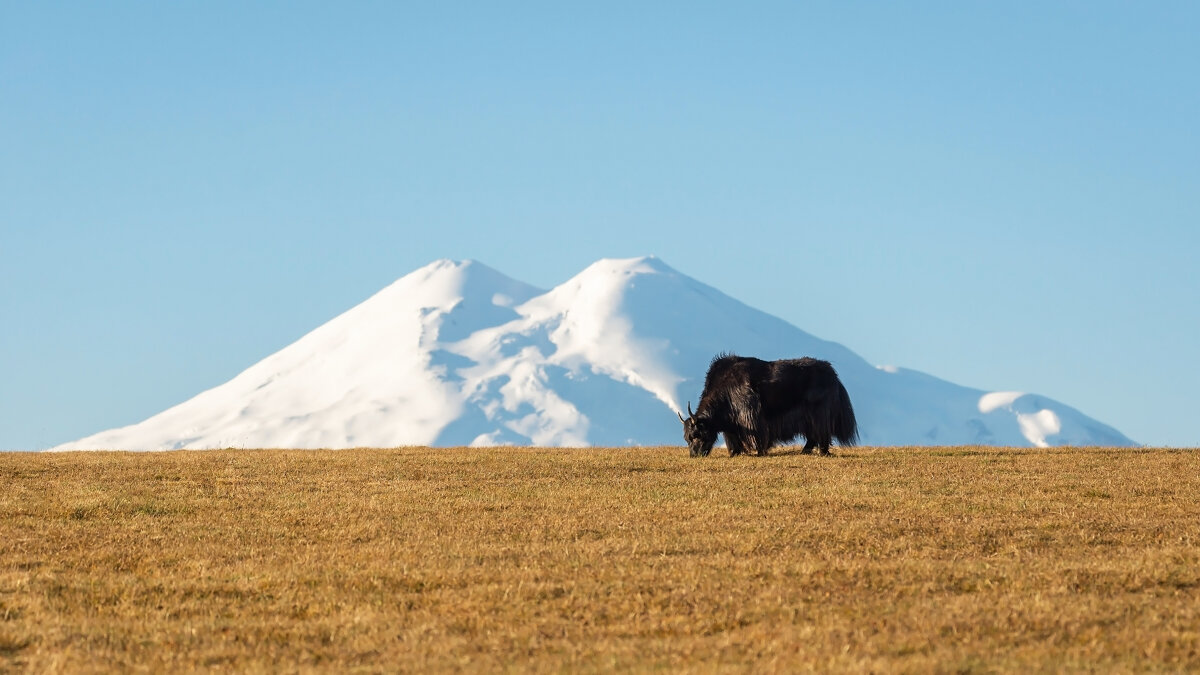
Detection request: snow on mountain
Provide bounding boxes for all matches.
[54,256,1136,450]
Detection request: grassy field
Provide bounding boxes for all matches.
[2,446,1198,672]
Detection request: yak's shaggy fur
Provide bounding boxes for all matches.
[680,354,858,457]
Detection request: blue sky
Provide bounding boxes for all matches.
[2,2,1197,449]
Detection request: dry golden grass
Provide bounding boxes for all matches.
[2,446,1199,672]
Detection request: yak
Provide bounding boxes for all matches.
[678,354,858,457]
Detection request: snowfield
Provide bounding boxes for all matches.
[54,257,1135,450]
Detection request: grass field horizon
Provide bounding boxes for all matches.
[3,445,1198,671]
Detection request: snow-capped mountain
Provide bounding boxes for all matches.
[54,256,1135,450]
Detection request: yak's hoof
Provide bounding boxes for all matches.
[819,450,833,457]
[800,448,814,455]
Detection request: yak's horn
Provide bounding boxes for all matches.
[687,402,694,418]
[677,410,686,424]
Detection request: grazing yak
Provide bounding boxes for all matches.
[678,354,858,457]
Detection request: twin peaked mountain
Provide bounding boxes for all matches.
[58,257,1134,450]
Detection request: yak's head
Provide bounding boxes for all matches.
[679,402,717,457]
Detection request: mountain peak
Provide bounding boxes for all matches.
[407,257,469,278]
[536,255,687,315]
[402,258,503,285]
[385,258,542,310]
[577,255,676,278]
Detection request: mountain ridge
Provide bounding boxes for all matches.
[54,256,1136,450]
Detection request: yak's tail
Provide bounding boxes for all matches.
[833,380,859,446]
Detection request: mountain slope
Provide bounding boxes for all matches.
[55,257,1135,450]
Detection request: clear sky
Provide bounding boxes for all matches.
[2,2,1197,449]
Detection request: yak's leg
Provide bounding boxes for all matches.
[731,388,767,457]
[754,432,771,456]
[800,437,816,455]
[732,425,769,456]
[724,432,746,457]
[744,429,763,456]
[818,434,833,457]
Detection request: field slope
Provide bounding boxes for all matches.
[2,446,1198,671]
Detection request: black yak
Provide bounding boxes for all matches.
[678,354,858,457]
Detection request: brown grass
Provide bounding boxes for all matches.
[2,446,1199,672]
